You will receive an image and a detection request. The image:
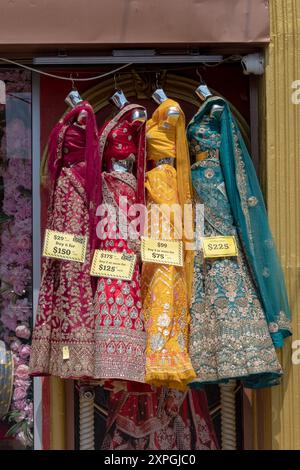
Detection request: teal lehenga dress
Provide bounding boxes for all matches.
[187,97,292,389]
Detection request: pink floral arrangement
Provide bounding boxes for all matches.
[0,70,33,447]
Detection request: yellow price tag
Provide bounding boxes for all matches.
[141,237,183,267]
[202,236,238,258]
[43,229,87,263]
[62,346,70,360]
[90,249,136,281]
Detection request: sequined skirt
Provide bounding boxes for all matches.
[190,227,283,389]
[93,238,146,384]
[102,388,218,450]
[29,166,96,379]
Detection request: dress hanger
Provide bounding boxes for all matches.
[195,69,213,101]
[110,73,129,109]
[152,72,179,122]
[64,74,87,127]
[65,73,83,108]
[195,68,224,119]
[152,72,168,105]
[110,73,146,125]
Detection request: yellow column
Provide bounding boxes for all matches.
[50,377,66,449]
[257,0,300,450]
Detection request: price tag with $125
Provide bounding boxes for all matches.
[90,249,136,281]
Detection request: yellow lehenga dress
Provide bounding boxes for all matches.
[141,98,196,390]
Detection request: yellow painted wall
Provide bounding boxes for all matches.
[256,0,300,450]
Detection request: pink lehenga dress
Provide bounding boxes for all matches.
[93,104,147,383]
[29,102,100,379]
[101,388,218,450]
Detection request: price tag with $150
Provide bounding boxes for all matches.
[43,229,88,263]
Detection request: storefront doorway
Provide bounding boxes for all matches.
[37,61,255,450]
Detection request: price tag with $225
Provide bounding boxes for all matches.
[201,236,238,258]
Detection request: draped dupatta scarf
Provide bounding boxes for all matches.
[47,101,100,252]
[147,99,194,303]
[187,97,292,348]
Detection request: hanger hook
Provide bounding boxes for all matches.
[155,72,160,89]
[114,72,121,90]
[196,68,205,84]
[70,73,77,90]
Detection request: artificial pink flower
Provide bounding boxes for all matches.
[24,402,33,421]
[1,312,17,332]
[11,299,32,323]
[13,386,27,401]
[12,354,21,367]
[14,378,30,389]
[19,344,31,359]
[13,354,27,367]
[13,269,31,296]
[12,400,27,412]
[16,235,31,250]
[15,324,31,340]
[10,339,22,352]
[0,76,33,443]
[15,364,29,380]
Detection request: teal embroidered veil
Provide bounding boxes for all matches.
[189,97,292,348]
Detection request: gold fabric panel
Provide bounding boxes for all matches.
[256,0,300,450]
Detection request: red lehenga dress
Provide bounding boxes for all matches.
[101,388,218,450]
[29,102,100,379]
[97,106,218,451]
[94,104,147,383]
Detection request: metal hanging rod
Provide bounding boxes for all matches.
[33,54,224,66]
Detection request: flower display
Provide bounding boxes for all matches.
[15,325,31,340]
[0,70,33,447]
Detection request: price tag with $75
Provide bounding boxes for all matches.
[141,237,183,267]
